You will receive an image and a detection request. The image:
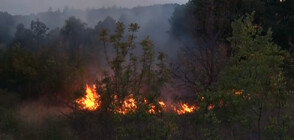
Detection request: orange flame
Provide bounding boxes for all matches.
[148,105,156,114]
[147,100,166,114]
[75,84,210,115]
[208,104,215,110]
[117,94,137,114]
[235,91,243,95]
[75,84,100,111]
[173,103,199,115]
[158,101,166,108]
[232,89,243,95]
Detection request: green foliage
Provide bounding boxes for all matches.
[173,12,293,140]
[214,13,293,139]
[0,44,84,98]
[97,22,170,112]
[170,0,294,49]
[0,2,294,139]
[265,115,293,140]
[61,17,86,44]
[0,90,21,139]
[0,44,37,93]
[69,22,172,140]
[114,115,176,140]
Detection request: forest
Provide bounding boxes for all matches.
[0,0,294,140]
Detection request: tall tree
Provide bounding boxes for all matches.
[70,22,171,140]
[260,0,294,49]
[0,12,14,44]
[30,18,49,47]
[170,0,263,94]
[61,16,87,48]
[216,13,292,140]
[13,24,34,48]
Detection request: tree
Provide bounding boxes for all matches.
[169,0,263,94]
[13,24,34,49]
[94,16,116,35]
[0,12,14,44]
[96,22,170,113]
[216,13,292,140]
[30,19,49,47]
[260,0,294,49]
[0,44,37,98]
[61,16,87,47]
[60,16,93,64]
[70,22,172,140]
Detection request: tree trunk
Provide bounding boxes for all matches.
[257,105,262,140]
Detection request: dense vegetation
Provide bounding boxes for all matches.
[0,0,294,140]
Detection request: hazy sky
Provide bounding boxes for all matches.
[0,0,188,15]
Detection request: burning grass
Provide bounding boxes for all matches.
[75,84,205,115]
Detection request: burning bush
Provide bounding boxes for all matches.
[74,22,170,115]
[70,22,177,140]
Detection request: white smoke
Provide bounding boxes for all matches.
[0,0,188,15]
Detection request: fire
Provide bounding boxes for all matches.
[117,94,137,114]
[75,84,100,111]
[173,103,199,115]
[233,89,243,95]
[235,91,243,95]
[208,104,215,110]
[75,84,210,115]
[148,105,156,114]
[158,101,166,108]
[145,100,166,114]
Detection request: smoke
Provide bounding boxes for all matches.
[0,0,188,15]
[0,1,187,107]
[17,100,71,123]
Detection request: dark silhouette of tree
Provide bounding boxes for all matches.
[61,16,86,47]
[13,24,34,48]
[60,16,88,65]
[0,12,14,44]
[30,19,49,47]
[260,0,294,49]
[94,16,116,34]
[169,0,261,93]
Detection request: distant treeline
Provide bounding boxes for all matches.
[0,4,177,48]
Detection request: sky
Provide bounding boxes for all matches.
[0,0,188,15]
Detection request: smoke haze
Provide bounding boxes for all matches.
[0,0,188,15]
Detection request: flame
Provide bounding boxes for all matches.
[148,105,156,114]
[208,104,215,110]
[173,103,199,115]
[145,100,166,114]
[75,84,212,115]
[235,91,243,95]
[158,101,166,108]
[75,84,100,111]
[232,89,243,95]
[117,94,137,114]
